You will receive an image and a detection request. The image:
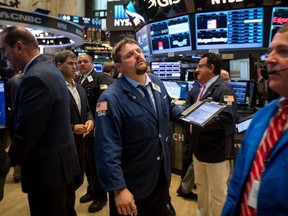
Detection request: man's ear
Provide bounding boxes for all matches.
[115,63,121,73]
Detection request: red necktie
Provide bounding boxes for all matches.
[240,99,288,215]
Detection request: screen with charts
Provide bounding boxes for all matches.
[269,7,288,44]
[0,79,7,128]
[149,15,192,54]
[162,81,188,100]
[230,81,249,104]
[195,7,263,50]
[229,58,250,81]
[151,62,181,80]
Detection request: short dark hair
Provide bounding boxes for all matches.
[54,50,76,64]
[0,26,38,49]
[202,52,222,75]
[111,37,138,63]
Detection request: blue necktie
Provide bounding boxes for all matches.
[138,84,154,110]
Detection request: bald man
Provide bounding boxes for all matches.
[220,69,231,84]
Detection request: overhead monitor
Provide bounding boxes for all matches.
[149,15,192,54]
[269,7,288,44]
[107,1,134,31]
[151,62,181,80]
[136,24,151,56]
[0,79,7,128]
[162,81,188,100]
[229,58,250,81]
[195,7,264,50]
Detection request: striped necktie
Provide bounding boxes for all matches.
[240,99,288,215]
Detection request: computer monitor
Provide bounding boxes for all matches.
[269,7,288,44]
[162,81,188,100]
[149,15,192,55]
[229,58,250,81]
[151,62,181,80]
[195,7,264,50]
[94,62,104,73]
[230,80,255,108]
[135,24,151,56]
[0,79,7,128]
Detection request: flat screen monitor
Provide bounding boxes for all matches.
[151,62,181,80]
[136,25,151,56]
[230,81,248,104]
[162,81,188,100]
[195,7,264,50]
[149,15,192,54]
[0,79,7,128]
[107,1,134,31]
[229,58,250,81]
[94,62,104,73]
[269,7,288,44]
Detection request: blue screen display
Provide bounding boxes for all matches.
[0,79,7,128]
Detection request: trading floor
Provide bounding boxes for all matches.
[0,169,197,216]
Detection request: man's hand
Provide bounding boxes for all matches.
[114,188,137,215]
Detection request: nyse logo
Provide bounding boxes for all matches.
[211,0,243,4]
[145,0,181,9]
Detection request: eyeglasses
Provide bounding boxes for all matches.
[197,64,210,69]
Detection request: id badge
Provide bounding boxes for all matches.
[248,180,260,209]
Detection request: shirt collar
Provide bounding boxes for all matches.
[204,75,219,90]
[124,73,151,88]
[23,53,41,75]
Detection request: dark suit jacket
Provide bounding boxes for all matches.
[9,54,80,193]
[77,70,111,118]
[69,83,93,160]
[192,77,237,163]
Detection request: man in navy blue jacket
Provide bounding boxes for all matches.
[0,26,80,216]
[95,38,183,216]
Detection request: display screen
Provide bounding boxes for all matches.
[162,81,188,100]
[149,15,192,54]
[230,81,249,104]
[59,14,102,43]
[0,79,7,128]
[151,62,181,80]
[107,1,134,31]
[236,116,253,133]
[195,7,264,50]
[136,25,151,56]
[229,58,250,81]
[269,7,288,44]
[182,101,225,127]
[94,62,104,73]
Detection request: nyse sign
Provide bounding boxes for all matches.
[211,0,243,4]
[146,0,181,9]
